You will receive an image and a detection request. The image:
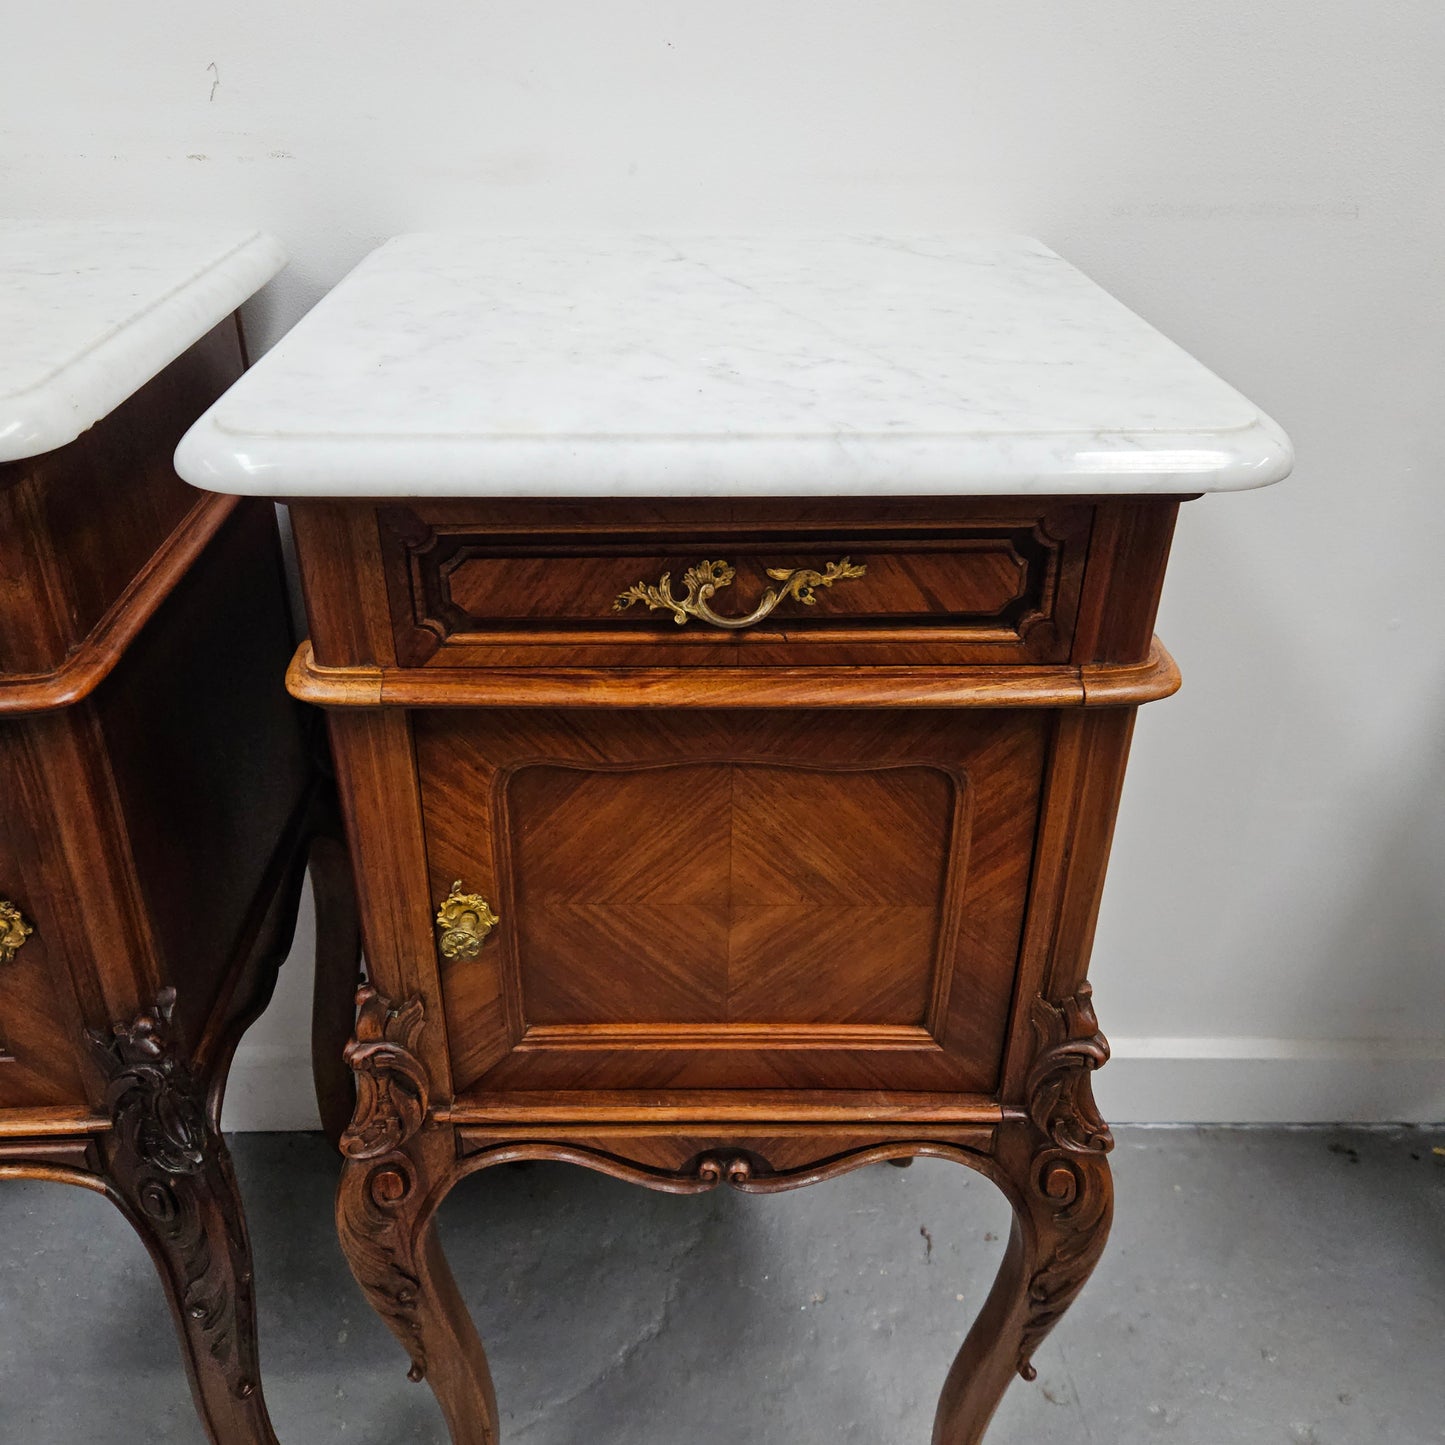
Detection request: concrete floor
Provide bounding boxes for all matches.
[0,1127,1441,1443]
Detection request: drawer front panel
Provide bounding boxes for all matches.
[378,500,1091,668]
[415,708,1047,1098]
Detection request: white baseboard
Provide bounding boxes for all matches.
[219,1037,1445,1132]
[1097,1036,1445,1124]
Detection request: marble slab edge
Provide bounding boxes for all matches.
[1,231,286,463]
[174,412,1292,499]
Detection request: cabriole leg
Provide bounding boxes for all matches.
[335,986,498,1444]
[934,985,1115,1443]
[90,990,279,1445]
[932,1123,1113,1443]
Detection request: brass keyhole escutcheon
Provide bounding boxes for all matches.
[435,881,499,961]
[0,900,32,966]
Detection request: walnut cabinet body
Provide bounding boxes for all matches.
[290,493,1184,1443]
[0,320,357,1444]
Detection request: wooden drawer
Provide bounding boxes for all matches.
[413,707,1047,1101]
[375,499,1092,668]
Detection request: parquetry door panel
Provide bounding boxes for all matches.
[415,709,1048,1097]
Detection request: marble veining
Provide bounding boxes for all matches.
[176,234,1292,497]
[0,223,285,462]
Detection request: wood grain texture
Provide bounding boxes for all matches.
[374,499,1092,668]
[0,739,91,1105]
[296,492,1185,1443]
[414,708,1042,1097]
[436,1090,1003,1125]
[324,708,455,1096]
[1069,499,1183,665]
[0,321,337,1445]
[998,708,1139,1100]
[90,989,279,1445]
[0,493,238,715]
[455,1124,999,1184]
[287,638,1181,710]
[0,1106,106,1137]
[336,987,500,1444]
[289,501,399,669]
[508,759,950,1023]
[92,497,310,1049]
[0,318,245,680]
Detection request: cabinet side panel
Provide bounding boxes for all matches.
[92,500,309,1046]
[290,502,398,668]
[1070,499,1181,665]
[325,707,455,1096]
[999,707,1140,1100]
[0,462,73,676]
[0,318,245,678]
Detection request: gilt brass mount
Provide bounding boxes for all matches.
[435,881,499,960]
[0,900,32,966]
[614,557,867,631]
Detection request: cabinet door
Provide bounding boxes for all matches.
[417,709,1046,1098]
[0,724,90,1113]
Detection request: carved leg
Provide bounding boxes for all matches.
[933,987,1115,1445]
[308,827,362,1148]
[91,991,278,1445]
[336,987,499,1444]
[932,1124,1112,1442]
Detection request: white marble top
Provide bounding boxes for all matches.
[0,224,285,462]
[175,234,1292,498]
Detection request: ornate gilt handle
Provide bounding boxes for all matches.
[614,557,867,631]
[435,881,499,960]
[0,900,32,966]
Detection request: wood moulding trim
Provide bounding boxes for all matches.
[1080,645,1182,705]
[0,1106,110,1138]
[0,492,239,716]
[286,637,1180,710]
[512,1022,944,1053]
[451,1130,1000,1195]
[438,1090,1005,1126]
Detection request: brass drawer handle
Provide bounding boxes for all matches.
[0,900,32,966]
[614,557,867,631]
[435,881,499,960]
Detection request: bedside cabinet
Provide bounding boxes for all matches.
[177,234,1291,1444]
[0,224,359,1445]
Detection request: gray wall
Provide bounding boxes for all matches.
[7,1,1441,1122]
